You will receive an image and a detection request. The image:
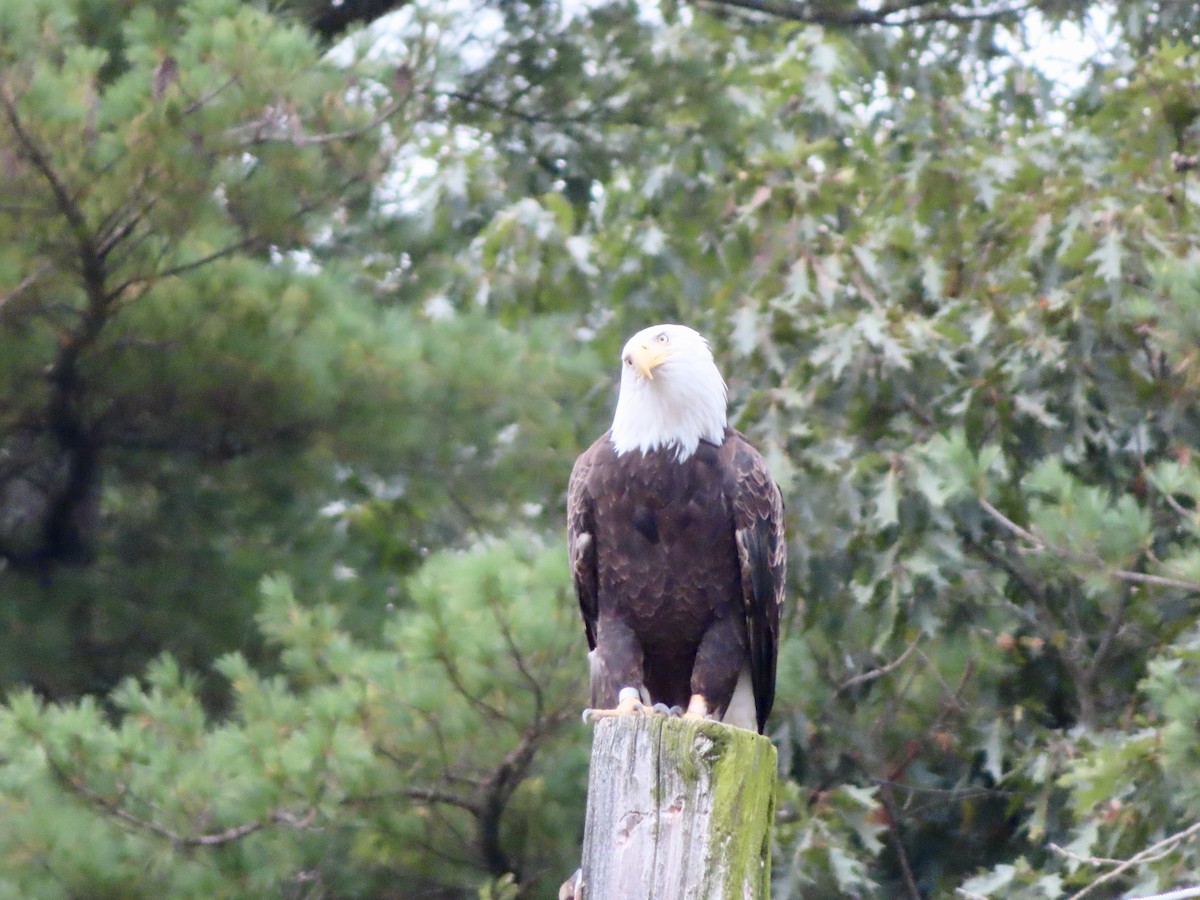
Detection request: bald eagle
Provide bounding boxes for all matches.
[568,324,785,733]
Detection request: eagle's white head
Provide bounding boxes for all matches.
[610,324,728,461]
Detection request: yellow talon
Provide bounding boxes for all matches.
[683,693,710,722]
[583,687,651,723]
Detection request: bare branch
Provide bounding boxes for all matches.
[1087,581,1130,684]
[1049,841,1126,868]
[0,262,51,312]
[0,80,93,252]
[485,596,546,723]
[106,167,370,302]
[878,781,923,900]
[1111,568,1200,592]
[966,534,1050,616]
[229,96,410,149]
[694,0,1036,28]
[95,196,157,262]
[978,495,1200,593]
[435,646,509,725]
[446,89,596,128]
[1145,459,1199,528]
[873,779,1009,800]
[964,528,1100,724]
[835,637,921,696]
[1160,486,1200,526]
[978,496,1041,546]
[1050,819,1200,900]
[914,648,974,715]
[399,785,483,816]
[1128,886,1200,900]
[105,236,260,301]
[182,76,239,116]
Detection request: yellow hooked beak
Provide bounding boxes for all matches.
[627,342,672,381]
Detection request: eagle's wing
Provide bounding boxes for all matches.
[728,432,786,733]
[568,439,601,651]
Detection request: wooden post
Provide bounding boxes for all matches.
[577,715,777,900]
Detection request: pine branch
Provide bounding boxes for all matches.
[49,760,315,847]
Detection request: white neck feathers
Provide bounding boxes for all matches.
[609,326,728,461]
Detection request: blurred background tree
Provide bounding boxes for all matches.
[4,0,1200,897]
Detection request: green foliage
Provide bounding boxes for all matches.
[0,0,602,695]
[0,536,585,897]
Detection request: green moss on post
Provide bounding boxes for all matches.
[579,715,777,899]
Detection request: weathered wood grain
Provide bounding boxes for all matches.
[578,715,776,899]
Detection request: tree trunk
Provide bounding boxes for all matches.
[578,715,776,899]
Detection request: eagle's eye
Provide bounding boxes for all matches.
[656,331,669,344]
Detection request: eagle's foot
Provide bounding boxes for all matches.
[682,693,712,722]
[558,868,582,900]
[583,687,655,723]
